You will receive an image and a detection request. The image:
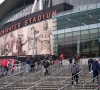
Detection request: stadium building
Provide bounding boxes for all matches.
[0,0,100,58]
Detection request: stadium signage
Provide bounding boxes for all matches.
[0,3,73,36]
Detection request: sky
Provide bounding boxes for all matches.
[0,0,5,4]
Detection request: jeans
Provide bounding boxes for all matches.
[26,64,30,72]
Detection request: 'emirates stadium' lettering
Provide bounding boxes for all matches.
[0,10,56,36]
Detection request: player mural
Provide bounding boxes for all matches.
[0,19,53,56]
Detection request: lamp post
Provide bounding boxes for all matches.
[17,34,23,58]
[32,30,38,57]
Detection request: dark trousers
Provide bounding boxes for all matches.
[72,74,79,85]
[88,64,92,72]
[45,68,49,75]
[30,65,34,72]
[3,67,8,76]
[93,71,99,83]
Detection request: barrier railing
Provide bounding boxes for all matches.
[0,63,65,89]
[0,58,90,90]
[83,74,100,90]
[24,62,90,90]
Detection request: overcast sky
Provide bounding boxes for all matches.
[0,0,5,4]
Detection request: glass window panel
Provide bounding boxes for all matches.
[73,36,80,42]
[57,20,66,25]
[98,13,100,18]
[72,13,80,18]
[53,35,58,39]
[53,39,57,43]
[72,17,80,23]
[65,32,72,37]
[66,23,72,28]
[80,16,89,21]
[89,19,98,24]
[80,11,88,16]
[54,47,58,52]
[88,9,98,15]
[90,28,98,33]
[81,29,89,34]
[57,16,63,21]
[64,14,72,19]
[57,25,65,30]
[73,31,80,36]
[81,20,89,25]
[88,14,97,20]
[53,44,58,48]
[66,19,72,23]
[72,22,79,27]
[58,39,65,44]
[58,34,64,38]
[97,8,100,13]
[90,38,99,47]
[81,34,89,40]
[90,33,98,38]
[52,26,57,31]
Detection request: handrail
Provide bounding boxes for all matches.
[24,66,69,90]
[0,59,89,89]
[0,63,62,89]
[0,62,26,80]
[83,74,100,87]
[58,84,70,90]
[24,63,89,90]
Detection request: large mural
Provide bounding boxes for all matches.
[0,19,53,56]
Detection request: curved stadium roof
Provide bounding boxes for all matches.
[0,0,34,21]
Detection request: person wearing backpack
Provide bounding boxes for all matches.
[71,62,80,87]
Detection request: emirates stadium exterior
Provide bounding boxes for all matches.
[0,0,100,58]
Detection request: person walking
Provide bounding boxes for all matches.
[2,60,9,76]
[30,57,35,72]
[71,62,80,87]
[26,57,30,72]
[42,59,50,75]
[69,55,73,65]
[88,57,94,73]
[59,54,64,65]
[92,58,100,83]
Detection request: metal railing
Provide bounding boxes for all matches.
[83,74,100,90]
[0,58,90,90]
[24,61,90,90]
[0,63,65,90]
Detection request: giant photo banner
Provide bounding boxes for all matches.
[0,19,53,56]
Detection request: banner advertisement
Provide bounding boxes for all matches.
[0,19,53,56]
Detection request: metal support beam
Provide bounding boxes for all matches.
[39,0,43,10]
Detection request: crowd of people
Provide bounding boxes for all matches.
[0,53,100,87]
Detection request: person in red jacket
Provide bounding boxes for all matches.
[59,54,64,65]
[3,60,9,76]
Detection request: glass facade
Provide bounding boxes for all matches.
[52,3,100,58]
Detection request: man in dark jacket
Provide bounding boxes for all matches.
[88,57,94,73]
[42,59,50,75]
[30,57,35,72]
[92,59,100,83]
